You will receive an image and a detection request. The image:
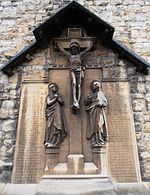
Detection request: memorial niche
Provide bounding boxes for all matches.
[42,28,109,177]
[8,2,143,183]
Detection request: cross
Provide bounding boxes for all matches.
[53,28,96,113]
[53,28,96,50]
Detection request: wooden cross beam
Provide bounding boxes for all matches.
[53,28,96,49]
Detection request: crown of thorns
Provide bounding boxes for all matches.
[70,42,80,47]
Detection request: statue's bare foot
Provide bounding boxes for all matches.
[92,143,102,148]
[72,101,79,109]
[46,143,56,148]
[45,141,56,148]
[44,142,49,146]
[100,139,105,145]
[71,104,80,114]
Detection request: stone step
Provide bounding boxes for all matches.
[53,163,67,174]
[37,178,116,195]
[53,154,99,175]
[67,154,84,174]
[84,162,98,174]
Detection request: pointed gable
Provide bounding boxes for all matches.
[33,1,114,46]
[1,1,149,75]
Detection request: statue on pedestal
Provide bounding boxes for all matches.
[85,80,108,148]
[56,40,94,113]
[44,83,67,148]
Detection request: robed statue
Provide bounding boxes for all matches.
[44,83,67,148]
[56,40,94,112]
[85,80,108,148]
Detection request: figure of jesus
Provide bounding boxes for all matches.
[56,40,94,112]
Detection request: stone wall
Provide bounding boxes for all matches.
[127,66,150,181]
[0,0,150,182]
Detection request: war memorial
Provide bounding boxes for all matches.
[0,1,150,194]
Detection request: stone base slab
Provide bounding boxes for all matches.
[0,184,37,195]
[42,174,108,179]
[37,178,115,195]
[1,181,150,195]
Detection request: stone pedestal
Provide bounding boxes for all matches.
[37,178,116,195]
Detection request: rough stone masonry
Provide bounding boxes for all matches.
[0,0,150,183]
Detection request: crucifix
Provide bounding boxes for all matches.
[53,28,96,113]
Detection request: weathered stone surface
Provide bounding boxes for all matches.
[0,183,6,194]
[132,99,145,112]
[146,93,150,102]
[137,82,146,94]
[103,66,127,79]
[37,179,116,195]
[2,120,16,133]
[144,122,150,133]
[3,183,37,195]
[141,152,150,160]
[0,162,12,183]
[134,112,144,122]
[0,0,150,183]
[146,82,150,93]
[1,181,150,195]
[115,183,150,195]
[135,122,144,132]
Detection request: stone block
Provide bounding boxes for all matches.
[136,132,142,140]
[2,7,17,18]
[84,162,98,174]
[1,1,12,6]
[115,183,150,195]
[131,93,144,99]
[133,112,144,122]
[0,83,5,92]
[146,82,150,93]
[94,0,109,6]
[3,139,14,148]
[110,0,122,5]
[137,83,146,94]
[2,100,14,109]
[141,152,150,160]
[0,109,16,119]
[146,93,150,102]
[103,67,127,79]
[132,99,145,112]
[127,67,136,76]
[1,19,16,27]
[37,179,115,195]
[135,122,143,132]
[68,154,84,174]
[2,120,16,133]
[3,184,37,195]
[144,122,150,133]
[0,162,12,182]
[144,113,150,122]
[0,183,6,194]
[146,103,150,111]
[54,163,67,174]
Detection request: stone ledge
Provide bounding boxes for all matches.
[114,183,150,195]
[0,184,37,195]
[0,181,150,195]
[0,183,6,195]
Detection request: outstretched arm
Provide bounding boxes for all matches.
[81,40,96,56]
[56,43,70,57]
